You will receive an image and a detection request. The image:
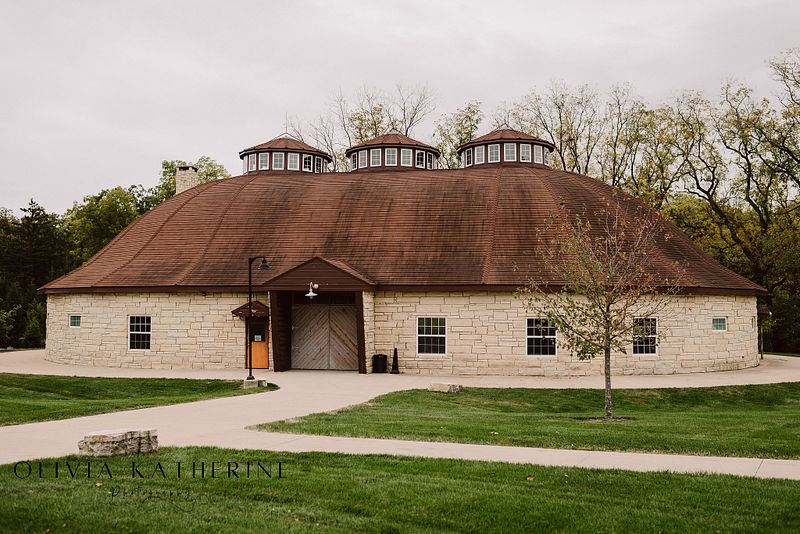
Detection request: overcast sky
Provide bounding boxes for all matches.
[1,0,798,215]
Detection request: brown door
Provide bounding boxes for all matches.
[291,304,358,370]
[249,318,269,369]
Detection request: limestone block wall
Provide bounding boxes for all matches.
[371,291,759,376]
[46,292,267,369]
[362,291,375,373]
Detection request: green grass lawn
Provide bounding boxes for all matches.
[0,373,276,426]
[261,383,800,459]
[1,447,798,533]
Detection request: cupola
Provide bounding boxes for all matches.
[240,135,333,174]
[345,130,441,172]
[456,129,555,168]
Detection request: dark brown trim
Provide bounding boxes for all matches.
[355,291,366,374]
[269,291,292,372]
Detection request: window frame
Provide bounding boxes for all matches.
[504,143,517,162]
[427,153,433,169]
[464,148,473,167]
[474,145,485,164]
[351,153,358,170]
[301,154,313,172]
[287,152,300,171]
[272,152,285,170]
[488,144,500,162]
[415,150,425,168]
[526,317,557,357]
[258,152,270,170]
[385,147,397,166]
[633,317,658,355]
[370,148,382,167]
[314,156,323,173]
[416,316,447,355]
[242,157,248,174]
[712,317,728,332]
[358,150,368,169]
[520,144,532,162]
[247,153,257,171]
[534,144,544,164]
[401,148,413,167]
[68,315,81,328]
[128,315,152,351]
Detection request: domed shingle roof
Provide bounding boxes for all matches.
[41,166,764,295]
[240,136,332,161]
[345,132,440,157]
[458,128,556,153]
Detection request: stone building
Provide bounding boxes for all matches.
[42,129,765,375]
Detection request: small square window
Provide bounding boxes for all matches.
[358,150,368,168]
[386,148,397,166]
[129,315,151,350]
[534,145,544,164]
[520,144,532,162]
[488,144,500,162]
[69,315,81,328]
[415,150,425,168]
[401,148,413,166]
[287,153,300,170]
[258,153,269,170]
[712,317,727,331]
[633,317,657,355]
[272,152,285,170]
[474,146,485,164]
[417,317,446,354]
[504,143,517,162]
[302,154,313,172]
[370,148,381,167]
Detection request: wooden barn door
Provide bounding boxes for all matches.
[291,304,358,370]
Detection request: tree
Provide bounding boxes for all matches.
[432,101,483,169]
[64,187,140,264]
[518,199,683,419]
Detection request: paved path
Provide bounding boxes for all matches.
[2,356,800,480]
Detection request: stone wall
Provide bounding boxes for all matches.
[46,292,267,369]
[362,290,375,373]
[370,291,759,376]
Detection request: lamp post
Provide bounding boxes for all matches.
[247,256,270,381]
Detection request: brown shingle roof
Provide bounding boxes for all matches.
[240,136,332,161]
[345,133,440,157]
[41,166,765,295]
[458,128,556,152]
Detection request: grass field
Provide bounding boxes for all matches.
[0,373,276,426]
[1,447,798,533]
[261,383,800,459]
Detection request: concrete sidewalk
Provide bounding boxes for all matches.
[1,362,800,480]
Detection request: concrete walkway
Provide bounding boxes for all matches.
[1,355,800,480]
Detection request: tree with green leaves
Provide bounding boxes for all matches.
[432,101,483,169]
[64,187,140,264]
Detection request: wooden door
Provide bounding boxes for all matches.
[249,317,269,369]
[291,304,358,370]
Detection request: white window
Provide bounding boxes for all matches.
[69,315,81,328]
[520,144,532,162]
[302,154,313,172]
[385,148,397,166]
[272,152,284,170]
[488,144,500,162]
[401,148,413,167]
[417,317,446,354]
[258,153,269,170]
[247,153,257,171]
[358,150,368,168]
[633,317,657,355]
[712,317,727,331]
[129,316,151,350]
[504,143,517,161]
[527,318,556,356]
[370,148,381,167]
[534,144,544,164]
[351,154,358,170]
[287,153,300,170]
[474,145,485,164]
[415,150,425,168]
[427,153,433,169]
[315,157,323,173]
[242,158,247,174]
[464,148,473,167]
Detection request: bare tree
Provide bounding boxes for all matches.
[391,84,436,136]
[517,199,684,419]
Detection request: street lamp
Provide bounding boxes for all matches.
[247,256,270,381]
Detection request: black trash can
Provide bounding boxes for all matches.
[372,354,388,373]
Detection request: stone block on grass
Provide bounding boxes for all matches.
[78,429,158,457]
[428,382,463,393]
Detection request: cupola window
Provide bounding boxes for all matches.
[415,150,425,168]
[520,144,531,163]
[288,153,300,170]
[248,154,257,171]
[351,153,358,170]
[259,153,270,170]
[534,145,544,164]
[358,150,368,168]
[273,152,285,170]
[370,148,381,167]
[464,148,473,167]
[504,143,517,162]
[427,153,433,169]
[302,154,313,172]
[475,146,485,164]
[401,149,412,166]
[386,148,397,166]
[315,157,323,173]
[488,144,500,163]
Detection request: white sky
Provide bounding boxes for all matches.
[1,0,798,214]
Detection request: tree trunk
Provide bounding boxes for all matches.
[604,344,612,420]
